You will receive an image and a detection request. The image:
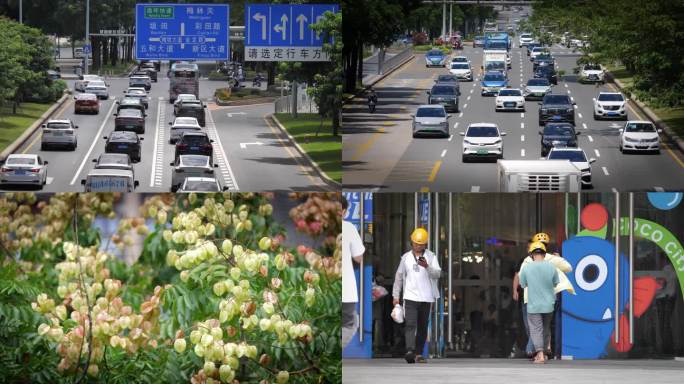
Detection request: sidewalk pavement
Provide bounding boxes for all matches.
[343,358,684,384]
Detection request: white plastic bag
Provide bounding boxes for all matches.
[391,303,404,324]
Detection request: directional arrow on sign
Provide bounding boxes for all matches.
[240,142,264,149]
[227,112,246,118]
[296,14,308,40]
[253,12,267,40]
[274,14,288,40]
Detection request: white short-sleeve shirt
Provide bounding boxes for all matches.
[342,220,365,303]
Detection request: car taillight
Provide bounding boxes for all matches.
[203,144,212,150]
[1,167,11,172]
[177,144,188,149]
[28,168,40,173]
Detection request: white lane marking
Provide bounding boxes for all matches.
[567,89,571,94]
[205,105,239,190]
[473,83,477,87]
[467,95,471,101]
[463,103,468,109]
[578,113,583,119]
[521,149,525,157]
[453,122,459,130]
[582,123,588,129]
[574,105,578,109]
[612,187,618,193]
[594,149,601,158]
[654,186,665,192]
[602,166,609,176]
[150,97,164,187]
[226,112,247,118]
[69,101,117,185]
[470,89,474,94]
[46,177,54,185]
[521,135,525,142]
[471,185,480,192]
[521,122,524,129]
[588,135,593,142]
[520,112,524,118]
[440,149,447,158]
[448,134,453,142]
[459,112,463,117]
[571,97,575,103]
[564,83,568,88]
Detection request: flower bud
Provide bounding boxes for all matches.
[180,270,190,282]
[262,302,274,315]
[221,239,233,255]
[87,364,99,377]
[259,318,272,332]
[194,343,205,357]
[211,327,223,341]
[203,361,216,376]
[174,338,187,353]
[305,287,315,307]
[230,267,241,281]
[219,364,235,382]
[157,210,167,225]
[235,222,245,234]
[55,305,67,320]
[201,334,214,347]
[276,370,289,384]
[190,330,202,345]
[163,230,173,242]
[213,282,226,297]
[258,237,272,251]
[37,323,50,336]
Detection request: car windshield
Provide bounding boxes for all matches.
[475,36,484,40]
[181,156,210,167]
[416,108,445,118]
[452,57,467,62]
[467,126,498,137]
[128,90,145,96]
[46,122,72,129]
[432,86,455,95]
[544,95,570,104]
[625,123,656,132]
[7,157,36,165]
[427,50,443,56]
[527,79,550,86]
[111,132,136,140]
[549,150,586,162]
[181,102,202,108]
[544,125,575,136]
[451,63,469,69]
[521,34,532,38]
[498,89,521,96]
[598,93,624,102]
[484,73,505,81]
[175,118,198,125]
[585,64,602,70]
[184,180,220,191]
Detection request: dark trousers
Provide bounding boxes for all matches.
[404,300,431,353]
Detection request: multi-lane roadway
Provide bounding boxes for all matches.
[5,63,332,192]
[343,42,684,192]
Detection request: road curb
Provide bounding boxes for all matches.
[215,96,276,107]
[343,52,416,104]
[0,93,70,162]
[269,113,341,188]
[606,71,684,153]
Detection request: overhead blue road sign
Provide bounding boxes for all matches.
[245,3,339,62]
[135,3,229,60]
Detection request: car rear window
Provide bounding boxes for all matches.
[427,50,443,56]
[181,156,210,167]
[185,180,220,191]
[416,107,445,118]
[598,93,624,102]
[118,109,142,118]
[7,157,36,165]
[175,118,198,125]
[451,63,469,69]
[98,154,130,166]
[544,125,575,136]
[484,73,505,81]
[182,135,210,145]
[548,150,586,162]
[432,86,455,95]
[625,123,656,132]
[467,126,498,137]
[544,95,571,104]
[46,122,72,129]
[527,79,550,86]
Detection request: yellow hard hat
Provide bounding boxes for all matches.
[410,228,429,245]
[528,241,547,254]
[531,232,550,244]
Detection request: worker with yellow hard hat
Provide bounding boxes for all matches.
[513,232,574,361]
[519,240,560,364]
[392,227,441,364]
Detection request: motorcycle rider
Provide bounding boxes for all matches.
[367,88,378,112]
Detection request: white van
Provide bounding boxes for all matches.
[81,168,138,192]
[497,160,582,192]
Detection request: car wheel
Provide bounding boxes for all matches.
[593,113,599,120]
[41,143,46,151]
[619,145,623,153]
[462,155,468,163]
[655,149,661,155]
[538,120,543,126]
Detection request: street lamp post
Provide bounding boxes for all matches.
[19,0,23,24]
[85,0,90,75]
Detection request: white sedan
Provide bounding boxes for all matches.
[449,62,473,81]
[0,154,48,189]
[619,120,662,154]
[460,122,506,162]
[546,147,595,188]
[495,88,525,111]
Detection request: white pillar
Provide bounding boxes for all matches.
[442,1,446,40]
[85,0,90,75]
[449,2,453,38]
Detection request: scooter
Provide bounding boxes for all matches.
[253,74,264,88]
[368,99,377,113]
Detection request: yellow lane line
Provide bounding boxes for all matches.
[607,82,684,170]
[263,116,320,186]
[351,127,386,161]
[21,98,74,154]
[420,187,429,192]
[428,160,442,182]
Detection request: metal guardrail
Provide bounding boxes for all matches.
[380,46,413,76]
[274,84,318,114]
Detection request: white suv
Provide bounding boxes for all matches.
[460,123,506,162]
[519,33,534,46]
[619,120,662,154]
[579,63,605,83]
[41,119,78,150]
[593,92,627,120]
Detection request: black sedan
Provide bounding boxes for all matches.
[103,131,144,162]
[538,122,580,156]
[534,65,558,85]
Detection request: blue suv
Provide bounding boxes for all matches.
[481,71,508,96]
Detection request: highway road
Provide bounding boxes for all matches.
[3,64,332,192]
[342,43,684,192]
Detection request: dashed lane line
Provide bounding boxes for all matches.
[69,101,118,185]
[582,123,588,129]
[440,149,447,158]
[471,185,480,192]
[207,107,238,190]
[521,149,525,157]
[602,166,610,176]
[588,135,594,142]
[594,149,601,158]
[150,97,165,187]
[521,135,525,142]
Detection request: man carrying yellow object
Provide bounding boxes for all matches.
[512,232,574,359]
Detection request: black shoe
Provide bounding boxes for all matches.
[405,350,415,364]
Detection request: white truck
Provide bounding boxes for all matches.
[81,168,139,192]
[483,51,508,73]
[497,160,582,192]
